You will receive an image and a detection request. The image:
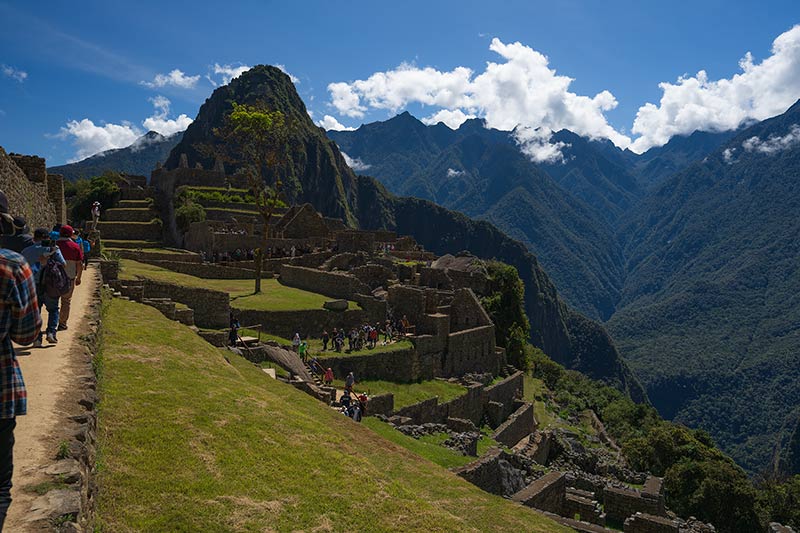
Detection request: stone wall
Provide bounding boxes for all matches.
[493,401,536,447]
[233,307,381,343]
[623,513,679,533]
[96,221,162,241]
[279,264,370,300]
[276,204,331,239]
[140,259,257,279]
[350,263,395,290]
[336,230,375,253]
[140,279,230,328]
[315,348,418,383]
[444,324,497,376]
[604,486,666,524]
[453,447,528,497]
[112,249,202,263]
[485,371,525,425]
[449,289,492,333]
[46,173,67,223]
[367,393,394,416]
[512,471,566,514]
[0,148,59,229]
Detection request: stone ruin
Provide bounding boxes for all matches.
[0,147,66,229]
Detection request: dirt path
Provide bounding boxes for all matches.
[6,265,99,531]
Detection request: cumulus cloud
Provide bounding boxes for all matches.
[142,95,193,136]
[207,63,251,86]
[57,120,140,162]
[446,168,465,177]
[317,114,355,131]
[514,126,570,163]
[325,38,630,162]
[630,25,800,153]
[275,64,299,84]
[741,124,800,154]
[140,68,200,89]
[341,152,371,172]
[58,96,193,161]
[722,147,737,164]
[422,109,476,129]
[1,64,27,82]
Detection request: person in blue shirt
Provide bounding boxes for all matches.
[21,228,65,347]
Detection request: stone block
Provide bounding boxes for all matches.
[512,471,566,514]
[323,299,349,311]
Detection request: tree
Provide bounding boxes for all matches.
[482,261,532,370]
[212,102,295,293]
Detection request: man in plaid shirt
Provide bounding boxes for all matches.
[0,191,41,529]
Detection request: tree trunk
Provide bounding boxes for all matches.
[254,247,263,294]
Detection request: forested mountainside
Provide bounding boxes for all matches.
[48,131,182,181]
[329,115,631,320]
[329,103,800,475]
[610,100,800,474]
[164,65,646,402]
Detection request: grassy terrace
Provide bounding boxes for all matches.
[334,378,467,409]
[96,298,569,532]
[246,330,415,358]
[119,258,357,311]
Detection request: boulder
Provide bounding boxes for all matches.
[323,299,349,311]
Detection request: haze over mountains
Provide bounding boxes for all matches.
[330,107,800,474]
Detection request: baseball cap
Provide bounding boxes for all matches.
[60,224,74,237]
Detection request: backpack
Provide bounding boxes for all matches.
[43,257,71,296]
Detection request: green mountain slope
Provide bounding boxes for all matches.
[163,65,645,402]
[48,130,182,181]
[97,297,571,532]
[329,115,632,320]
[610,101,800,474]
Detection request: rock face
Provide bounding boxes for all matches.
[163,65,646,402]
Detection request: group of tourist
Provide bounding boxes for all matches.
[0,191,96,528]
[318,316,414,354]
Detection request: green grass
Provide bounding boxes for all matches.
[119,259,357,311]
[333,379,466,409]
[96,298,569,532]
[238,331,414,359]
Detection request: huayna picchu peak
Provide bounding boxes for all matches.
[3,7,800,531]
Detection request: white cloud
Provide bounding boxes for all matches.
[1,64,27,82]
[630,25,800,153]
[341,152,371,172]
[317,114,355,131]
[446,168,465,177]
[741,124,800,154]
[57,119,140,162]
[208,63,251,86]
[422,109,476,129]
[514,126,570,163]
[722,147,737,164]
[140,68,200,89]
[142,95,193,136]
[325,38,630,162]
[58,96,193,161]
[275,64,299,84]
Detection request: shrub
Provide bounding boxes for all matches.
[175,202,206,233]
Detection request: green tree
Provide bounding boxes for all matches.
[482,261,532,370]
[212,103,295,293]
[175,202,206,233]
[68,171,122,222]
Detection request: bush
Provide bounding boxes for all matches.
[175,202,206,233]
[69,172,121,222]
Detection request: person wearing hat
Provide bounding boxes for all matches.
[22,229,66,346]
[0,215,34,253]
[55,225,84,331]
[0,190,42,528]
[90,201,101,231]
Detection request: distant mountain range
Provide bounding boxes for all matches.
[329,107,800,475]
[48,130,183,181]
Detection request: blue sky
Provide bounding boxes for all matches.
[1,0,799,165]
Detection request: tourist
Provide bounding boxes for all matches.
[299,340,308,363]
[345,371,355,392]
[55,225,84,331]
[0,190,42,529]
[340,389,352,409]
[228,314,241,346]
[292,332,301,352]
[321,329,329,351]
[90,201,101,230]
[324,367,334,386]
[290,245,296,258]
[0,216,34,253]
[22,229,67,346]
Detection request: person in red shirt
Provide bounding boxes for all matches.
[55,225,83,330]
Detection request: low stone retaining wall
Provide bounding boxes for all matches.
[319,348,418,383]
[367,393,394,416]
[484,371,524,426]
[140,279,230,329]
[624,513,679,533]
[453,447,528,497]
[279,264,370,300]
[111,249,202,263]
[493,401,536,447]
[96,221,162,241]
[512,471,566,514]
[604,485,666,524]
[139,259,257,279]
[233,307,378,342]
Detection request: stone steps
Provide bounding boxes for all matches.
[96,221,162,241]
[104,208,158,222]
[119,187,153,201]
